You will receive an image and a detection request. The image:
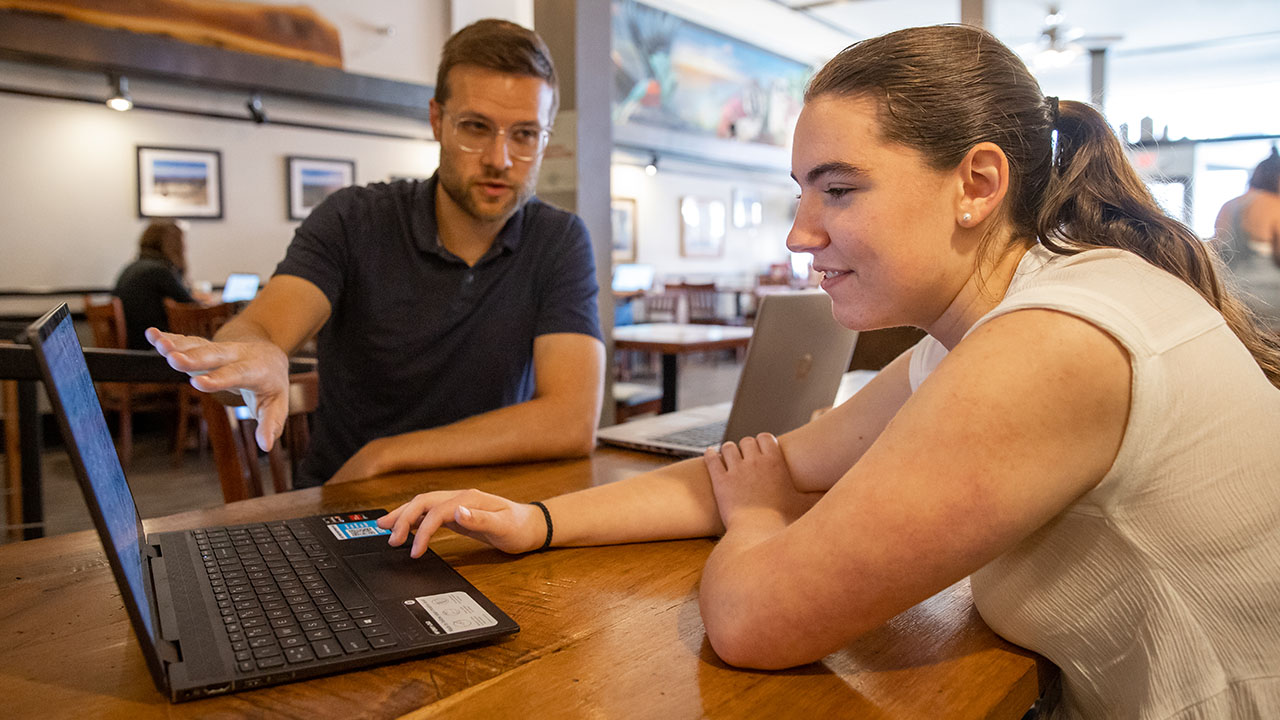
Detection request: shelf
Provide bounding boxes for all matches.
[0,9,432,120]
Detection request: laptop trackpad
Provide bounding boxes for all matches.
[347,550,462,600]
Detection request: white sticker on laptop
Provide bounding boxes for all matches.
[327,519,391,540]
[414,592,498,634]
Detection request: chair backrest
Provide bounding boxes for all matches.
[163,299,236,339]
[642,292,680,322]
[82,295,127,349]
[670,283,719,323]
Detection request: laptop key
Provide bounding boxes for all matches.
[312,638,343,659]
[360,626,389,638]
[252,645,282,659]
[285,646,316,664]
[280,636,307,648]
[256,655,286,669]
[238,661,256,673]
[306,629,333,641]
[368,635,398,649]
[335,629,370,653]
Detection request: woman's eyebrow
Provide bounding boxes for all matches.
[794,161,867,185]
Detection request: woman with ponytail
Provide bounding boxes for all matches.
[376,25,1280,718]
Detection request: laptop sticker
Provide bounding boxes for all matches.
[404,592,498,635]
[327,520,391,540]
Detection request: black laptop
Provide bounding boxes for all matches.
[26,304,518,702]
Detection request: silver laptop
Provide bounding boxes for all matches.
[598,290,858,456]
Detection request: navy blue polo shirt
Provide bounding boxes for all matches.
[274,174,602,487]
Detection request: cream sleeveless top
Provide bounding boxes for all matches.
[909,244,1280,719]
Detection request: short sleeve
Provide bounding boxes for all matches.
[533,213,603,341]
[273,188,354,307]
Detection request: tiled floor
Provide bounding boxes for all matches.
[2,352,745,545]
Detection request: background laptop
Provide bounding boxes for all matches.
[26,304,517,702]
[598,290,858,456]
[220,273,260,303]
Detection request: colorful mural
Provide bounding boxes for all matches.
[612,0,811,148]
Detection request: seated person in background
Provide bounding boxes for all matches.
[1214,147,1280,327]
[147,20,604,488]
[376,25,1280,719]
[113,219,197,350]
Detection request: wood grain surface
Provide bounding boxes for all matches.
[0,449,1042,718]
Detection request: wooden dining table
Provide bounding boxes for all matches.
[613,323,754,413]
[0,448,1045,719]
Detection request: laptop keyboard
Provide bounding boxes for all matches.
[653,420,727,449]
[194,520,395,674]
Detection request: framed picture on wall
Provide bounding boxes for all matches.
[287,156,355,220]
[679,196,726,258]
[611,197,638,263]
[136,146,223,219]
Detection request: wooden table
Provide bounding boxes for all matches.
[613,323,753,413]
[0,449,1043,718]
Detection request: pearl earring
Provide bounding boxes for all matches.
[961,212,972,223]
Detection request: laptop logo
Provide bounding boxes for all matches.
[795,353,813,380]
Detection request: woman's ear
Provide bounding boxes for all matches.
[955,142,1009,228]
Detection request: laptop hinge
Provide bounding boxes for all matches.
[146,542,161,558]
[156,638,182,664]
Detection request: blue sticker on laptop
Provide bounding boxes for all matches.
[327,520,391,540]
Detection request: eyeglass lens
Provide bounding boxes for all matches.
[452,115,547,161]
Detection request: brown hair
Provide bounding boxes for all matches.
[806,24,1280,387]
[434,19,559,118]
[138,220,186,274]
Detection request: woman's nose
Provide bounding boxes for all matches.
[786,196,828,254]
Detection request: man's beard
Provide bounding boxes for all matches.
[437,146,538,225]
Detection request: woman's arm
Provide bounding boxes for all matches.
[698,308,1132,669]
[379,454,726,558]
[778,348,914,492]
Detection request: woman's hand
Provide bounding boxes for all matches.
[377,489,548,558]
[703,433,814,532]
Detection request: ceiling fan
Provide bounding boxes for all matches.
[1018,3,1123,70]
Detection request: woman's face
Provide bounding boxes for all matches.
[787,95,974,332]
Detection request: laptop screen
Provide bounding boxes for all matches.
[27,307,156,642]
[612,264,654,293]
[220,273,260,303]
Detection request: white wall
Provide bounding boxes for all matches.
[611,161,796,285]
[0,3,450,291]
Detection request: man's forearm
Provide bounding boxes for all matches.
[361,394,600,476]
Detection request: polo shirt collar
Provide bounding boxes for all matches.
[413,172,528,263]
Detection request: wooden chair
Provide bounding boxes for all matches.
[200,371,317,502]
[642,291,681,323]
[163,300,237,466]
[674,282,724,324]
[81,295,176,470]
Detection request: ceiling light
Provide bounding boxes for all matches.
[644,153,658,176]
[106,74,132,112]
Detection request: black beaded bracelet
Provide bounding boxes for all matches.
[529,501,553,552]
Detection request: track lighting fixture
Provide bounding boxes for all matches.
[106,74,132,112]
[246,92,267,123]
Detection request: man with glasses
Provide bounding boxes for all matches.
[147,20,605,488]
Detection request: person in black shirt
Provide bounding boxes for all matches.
[113,220,196,350]
[146,20,604,487]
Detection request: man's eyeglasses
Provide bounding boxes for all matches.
[444,111,551,162]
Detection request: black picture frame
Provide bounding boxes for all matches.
[136,146,224,219]
[287,156,356,220]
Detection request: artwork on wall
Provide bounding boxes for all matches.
[679,196,726,258]
[612,0,810,149]
[136,146,223,219]
[611,197,638,263]
[287,156,355,220]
